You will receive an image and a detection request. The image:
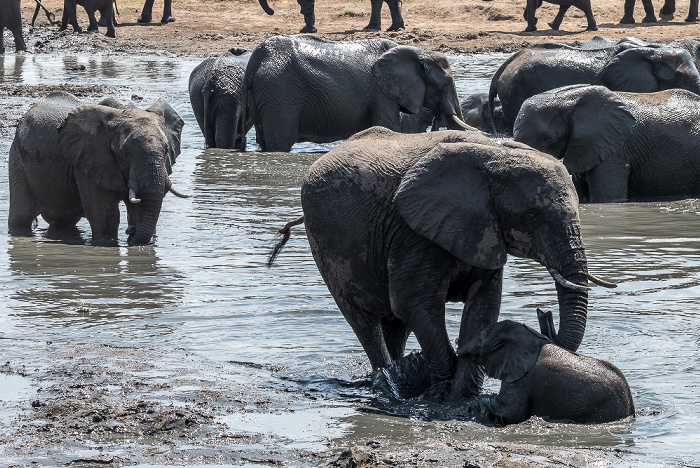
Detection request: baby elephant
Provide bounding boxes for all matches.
[458,316,634,425]
[524,0,598,32]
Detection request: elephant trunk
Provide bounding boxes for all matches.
[128,197,163,246]
[258,0,274,15]
[550,250,589,353]
[127,162,167,246]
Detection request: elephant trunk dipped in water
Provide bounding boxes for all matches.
[270,128,614,398]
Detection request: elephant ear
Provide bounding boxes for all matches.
[600,48,658,92]
[57,104,127,193]
[147,99,185,175]
[374,46,427,115]
[394,143,507,270]
[562,87,636,175]
[484,323,542,383]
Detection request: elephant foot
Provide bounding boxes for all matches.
[98,16,107,26]
[642,14,658,22]
[524,25,537,32]
[660,5,675,15]
[547,21,560,30]
[686,14,699,21]
[363,21,381,31]
[161,15,175,23]
[386,20,405,31]
[137,15,152,23]
[299,24,317,33]
[106,30,116,38]
[586,24,599,31]
[0,47,5,54]
[619,15,635,23]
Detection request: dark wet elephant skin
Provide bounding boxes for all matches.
[0,0,26,53]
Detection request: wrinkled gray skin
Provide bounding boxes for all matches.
[245,35,467,152]
[514,84,700,202]
[285,127,595,399]
[523,0,597,32]
[189,48,252,150]
[458,317,635,425]
[256,0,403,33]
[620,0,698,23]
[8,92,185,246]
[137,0,174,23]
[60,0,116,37]
[489,41,700,133]
[0,0,26,54]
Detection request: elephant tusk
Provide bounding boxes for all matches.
[450,114,479,132]
[129,188,141,204]
[587,273,617,289]
[547,267,591,292]
[169,186,190,198]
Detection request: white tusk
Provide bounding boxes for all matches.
[129,188,141,204]
[169,186,190,198]
[451,114,479,132]
[587,273,617,289]
[547,267,591,292]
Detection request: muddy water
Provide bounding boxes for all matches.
[0,52,699,466]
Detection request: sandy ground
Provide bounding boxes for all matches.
[18,0,700,55]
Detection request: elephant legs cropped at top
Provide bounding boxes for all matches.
[138,0,174,23]
[620,0,699,23]
[0,0,26,53]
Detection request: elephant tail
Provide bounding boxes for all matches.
[487,53,515,135]
[267,215,305,266]
[258,0,274,15]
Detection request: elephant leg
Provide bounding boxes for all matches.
[454,267,503,398]
[364,0,383,31]
[641,0,658,22]
[161,0,175,23]
[298,0,317,33]
[340,305,393,370]
[686,0,699,21]
[8,157,40,234]
[524,0,538,31]
[100,6,116,37]
[583,158,631,203]
[0,27,4,54]
[75,173,120,244]
[620,0,637,22]
[381,316,411,361]
[61,0,82,32]
[386,0,405,31]
[85,8,100,32]
[256,113,297,152]
[548,5,569,30]
[138,0,155,23]
[660,0,675,14]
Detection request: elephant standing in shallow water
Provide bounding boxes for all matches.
[514,85,700,202]
[8,92,187,246]
[244,35,470,152]
[271,127,615,398]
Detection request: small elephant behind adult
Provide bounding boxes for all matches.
[523,0,597,32]
[460,93,509,135]
[245,35,470,152]
[489,41,700,133]
[514,84,700,202]
[189,48,253,150]
[620,0,698,23]
[8,92,187,246]
[458,317,634,425]
[0,0,26,54]
[60,0,116,37]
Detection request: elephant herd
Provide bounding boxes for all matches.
[10,32,700,425]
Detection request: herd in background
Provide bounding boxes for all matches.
[5,0,700,424]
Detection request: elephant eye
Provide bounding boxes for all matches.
[491,339,507,352]
[525,211,538,225]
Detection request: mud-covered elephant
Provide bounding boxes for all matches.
[523,0,597,32]
[189,47,252,150]
[458,316,634,425]
[256,0,403,33]
[489,42,700,133]
[620,0,698,23]
[514,84,700,202]
[8,92,187,246]
[0,0,26,53]
[270,127,614,398]
[245,35,470,152]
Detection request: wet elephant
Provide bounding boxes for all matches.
[270,127,615,398]
[245,35,469,152]
[8,92,187,246]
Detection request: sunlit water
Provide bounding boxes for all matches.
[0,51,698,466]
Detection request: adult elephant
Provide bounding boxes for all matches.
[137,0,174,23]
[245,35,470,152]
[620,0,698,23]
[489,42,700,133]
[256,0,403,33]
[513,84,700,202]
[8,92,187,246]
[270,127,614,398]
[189,47,252,150]
[0,0,26,53]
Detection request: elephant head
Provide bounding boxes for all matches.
[513,85,637,176]
[457,320,549,382]
[57,100,185,246]
[600,46,700,95]
[374,46,471,131]
[394,140,614,352]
